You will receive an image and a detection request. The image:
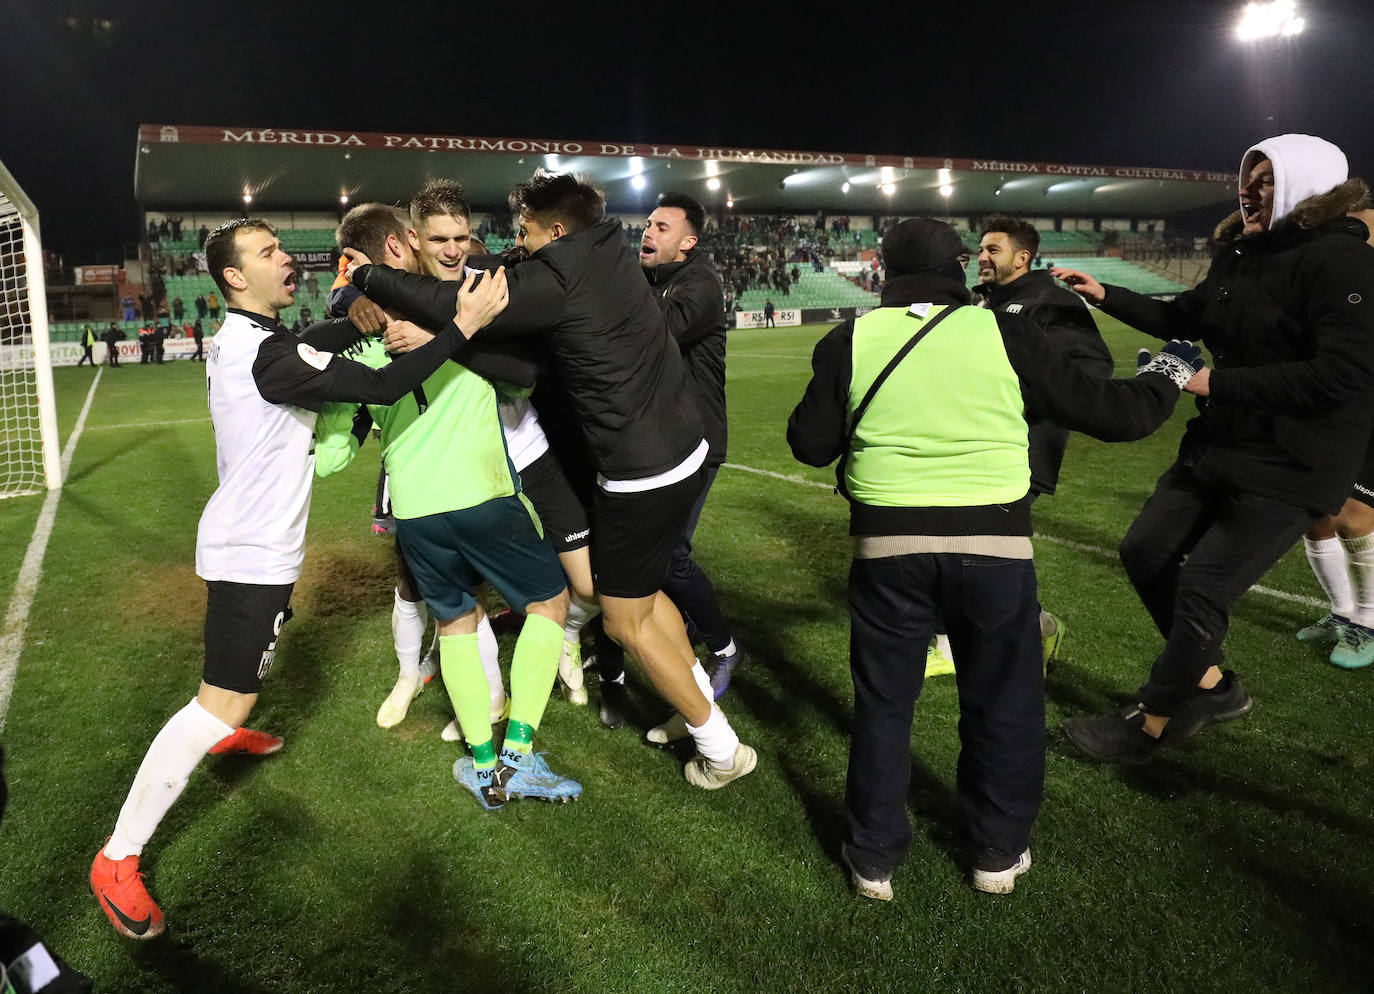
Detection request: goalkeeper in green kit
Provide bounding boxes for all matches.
[316,211,578,810]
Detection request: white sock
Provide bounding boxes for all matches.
[690,660,712,700]
[714,638,737,659]
[104,699,233,861]
[392,588,428,680]
[687,704,740,768]
[477,614,505,711]
[563,594,598,645]
[1306,537,1354,615]
[1340,533,1374,628]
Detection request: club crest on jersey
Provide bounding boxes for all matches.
[297,342,333,371]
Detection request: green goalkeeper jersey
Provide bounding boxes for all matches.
[315,338,518,518]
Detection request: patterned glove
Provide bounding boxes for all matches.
[1136,340,1203,389]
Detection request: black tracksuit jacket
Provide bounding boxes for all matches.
[645,249,728,464]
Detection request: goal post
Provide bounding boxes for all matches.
[0,157,62,497]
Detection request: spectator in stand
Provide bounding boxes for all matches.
[158,219,171,241]
[172,296,185,321]
[170,217,183,241]
[198,224,210,248]
[157,297,169,321]
[195,293,207,319]
[121,295,136,321]
[791,264,800,286]
[305,271,319,299]
[147,219,159,244]
[207,290,221,319]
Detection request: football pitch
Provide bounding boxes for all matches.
[1,318,1370,993]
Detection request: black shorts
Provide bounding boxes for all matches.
[202,581,294,694]
[591,467,706,599]
[395,495,567,620]
[519,449,590,553]
[1352,451,1374,510]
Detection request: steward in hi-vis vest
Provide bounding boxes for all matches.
[787,217,1200,901]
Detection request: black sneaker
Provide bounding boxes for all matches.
[599,677,629,730]
[1163,670,1253,741]
[1062,705,1160,764]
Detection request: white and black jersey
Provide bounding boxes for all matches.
[195,307,468,585]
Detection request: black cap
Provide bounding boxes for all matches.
[881,218,967,276]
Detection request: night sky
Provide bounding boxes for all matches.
[3,0,1372,259]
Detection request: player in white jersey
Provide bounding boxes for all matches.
[89,218,508,939]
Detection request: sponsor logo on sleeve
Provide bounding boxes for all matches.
[297,343,332,371]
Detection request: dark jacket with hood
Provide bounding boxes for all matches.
[351,217,704,480]
[787,271,1183,541]
[646,248,728,463]
[1096,172,1374,514]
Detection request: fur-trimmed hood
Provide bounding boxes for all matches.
[1214,177,1371,243]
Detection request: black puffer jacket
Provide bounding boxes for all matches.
[1097,180,1374,513]
[353,218,704,480]
[646,249,728,463]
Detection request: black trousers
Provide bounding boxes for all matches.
[845,552,1044,878]
[1119,460,1316,715]
[663,463,732,653]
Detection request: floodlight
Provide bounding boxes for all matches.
[707,177,721,191]
[937,167,952,184]
[1236,1,1304,40]
[726,198,734,208]
[881,183,896,196]
[705,159,720,177]
[545,154,560,170]
[242,192,253,204]
[339,194,349,205]
[631,175,646,190]
[939,184,953,197]
[841,182,850,194]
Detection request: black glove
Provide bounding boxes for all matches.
[1136,340,1204,389]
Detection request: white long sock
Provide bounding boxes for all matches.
[563,594,598,645]
[690,660,712,700]
[392,588,428,680]
[104,699,233,861]
[687,704,741,768]
[477,614,505,712]
[1340,533,1374,628]
[1305,537,1353,615]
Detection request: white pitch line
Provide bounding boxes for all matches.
[730,353,815,360]
[0,368,103,730]
[721,461,1325,610]
[86,416,210,431]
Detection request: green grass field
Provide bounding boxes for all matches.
[1,318,1370,994]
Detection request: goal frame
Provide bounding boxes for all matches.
[0,157,62,495]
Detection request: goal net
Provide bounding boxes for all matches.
[0,159,61,498]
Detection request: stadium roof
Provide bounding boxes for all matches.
[135,124,1238,219]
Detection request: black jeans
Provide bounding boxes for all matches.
[1119,460,1316,715]
[845,552,1044,877]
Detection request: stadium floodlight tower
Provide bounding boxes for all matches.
[0,157,61,498]
[1235,0,1305,39]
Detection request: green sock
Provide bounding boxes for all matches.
[440,632,492,751]
[506,611,564,736]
